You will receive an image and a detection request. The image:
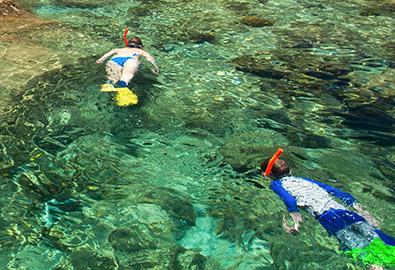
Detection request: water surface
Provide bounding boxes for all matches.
[1,0,394,269]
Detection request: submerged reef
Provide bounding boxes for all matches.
[241,16,275,27]
[0,0,24,15]
[1,0,394,269]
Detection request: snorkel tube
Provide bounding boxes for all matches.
[264,148,284,176]
[124,28,129,47]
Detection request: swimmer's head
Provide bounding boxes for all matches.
[128,37,143,48]
[260,158,290,179]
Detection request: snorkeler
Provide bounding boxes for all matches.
[96,35,159,106]
[96,36,159,88]
[260,149,395,270]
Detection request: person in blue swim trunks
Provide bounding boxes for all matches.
[260,151,395,270]
[96,36,159,90]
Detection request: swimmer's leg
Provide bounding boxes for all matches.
[101,61,122,92]
[119,59,139,86]
[115,60,139,106]
[119,81,128,88]
[105,61,122,84]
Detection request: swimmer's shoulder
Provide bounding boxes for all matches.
[136,48,152,57]
[129,48,146,55]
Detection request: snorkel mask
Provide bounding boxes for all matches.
[263,148,284,177]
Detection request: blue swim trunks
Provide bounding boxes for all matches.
[110,57,134,67]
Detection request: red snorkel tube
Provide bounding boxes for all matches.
[264,148,284,176]
[124,28,129,47]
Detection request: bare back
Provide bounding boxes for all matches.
[113,47,155,63]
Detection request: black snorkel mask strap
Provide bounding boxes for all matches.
[128,42,142,48]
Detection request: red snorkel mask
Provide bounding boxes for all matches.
[263,148,284,176]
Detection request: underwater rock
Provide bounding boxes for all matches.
[310,62,351,78]
[109,225,180,269]
[359,1,395,17]
[168,246,208,270]
[308,149,382,184]
[127,0,159,18]
[149,11,222,47]
[137,188,196,227]
[287,130,332,149]
[338,102,395,146]
[231,50,352,93]
[275,50,350,76]
[359,8,382,16]
[8,244,66,269]
[241,16,274,27]
[70,248,117,270]
[189,32,216,44]
[42,213,97,251]
[380,41,395,61]
[53,0,113,8]
[133,203,170,226]
[0,5,95,96]
[0,215,23,253]
[0,0,25,16]
[220,144,266,172]
[0,2,59,94]
[231,55,288,79]
[360,181,395,203]
[334,68,395,147]
[109,226,156,252]
[353,68,395,97]
[12,169,67,202]
[219,131,289,172]
[222,1,251,15]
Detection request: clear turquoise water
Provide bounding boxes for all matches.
[1,0,394,269]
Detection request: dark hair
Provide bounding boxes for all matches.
[128,37,143,48]
[260,158,290,179]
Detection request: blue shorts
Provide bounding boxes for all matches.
[317,209,365,236]
[318,209,395,251]
[110,57,134,67]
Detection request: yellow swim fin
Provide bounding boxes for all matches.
[115,88,138,106]
[100,83,118,92]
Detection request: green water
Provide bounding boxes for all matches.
[1,0,394,269]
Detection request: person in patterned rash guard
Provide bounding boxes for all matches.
[260,156,395,270]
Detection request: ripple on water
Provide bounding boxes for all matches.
[1,0,394,269]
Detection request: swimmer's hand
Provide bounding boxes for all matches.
[151,63,159,74]
[283,212,302,235]
[96,59,104,64]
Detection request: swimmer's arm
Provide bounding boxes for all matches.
[307,179,380,227]
[142,51,159,74]
[270,180,302,234]
[283,212,302,235]
[304,178,356,206]
[96,49,118,64]
[270,180,299,212]
[353,203,381,228]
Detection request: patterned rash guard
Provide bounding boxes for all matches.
[270,176,395,266]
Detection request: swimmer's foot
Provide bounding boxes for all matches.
[100,83,118,92]
[115,88,138,106]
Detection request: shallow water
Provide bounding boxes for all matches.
[1,0,394,269]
